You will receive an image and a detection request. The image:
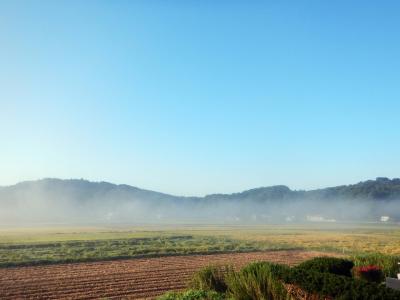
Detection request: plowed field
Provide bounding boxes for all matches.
[0,250,337,299]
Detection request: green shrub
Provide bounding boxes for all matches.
[352,253,400,277]
[225,262,290,300]
[286,267,350,298]
[353,265,384,283]
[337,279,400,300]
[163,257,400,300]
[189,265,229,293]
[295,257,354,277]
[285,267,400,300]
[157,289,225,300]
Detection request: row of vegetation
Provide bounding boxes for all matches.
[223,224,400,256]
[159,256,400,300]
[1,229,400,269]
[0,235,289,268]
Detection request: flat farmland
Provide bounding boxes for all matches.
[0,224,398,299]
[1,223,399,268]
[0,250,336,300]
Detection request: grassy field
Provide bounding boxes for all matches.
[0,223,399,267]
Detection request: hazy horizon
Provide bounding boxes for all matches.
[1,177,399,227]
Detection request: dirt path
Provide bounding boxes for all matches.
[0,250,338,299]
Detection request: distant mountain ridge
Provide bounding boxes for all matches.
[205,177,400,201]
[1,177,399,224]
[4,177,400,200]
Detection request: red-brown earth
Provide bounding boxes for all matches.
[0,250,338,299]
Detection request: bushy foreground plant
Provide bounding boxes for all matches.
[225,262,290,300]
[159,257,400,300]
[352,253,400,277]
[189,265,229,293]
[286,266,400,299]
[338,279,400,300]
[353,265,384,283]
[157,289,225,300]
[295,256,354,277]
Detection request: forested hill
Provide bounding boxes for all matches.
[204,177,400,201]
[306,177,400,201]
[0,177,399,224]
[2,177,400,202]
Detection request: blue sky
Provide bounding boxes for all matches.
[1,1,399,195]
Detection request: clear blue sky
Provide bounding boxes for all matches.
[1,1,399,195]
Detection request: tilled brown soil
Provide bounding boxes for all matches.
[0,250,337,299]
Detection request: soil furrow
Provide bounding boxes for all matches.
[0,250,336,300]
